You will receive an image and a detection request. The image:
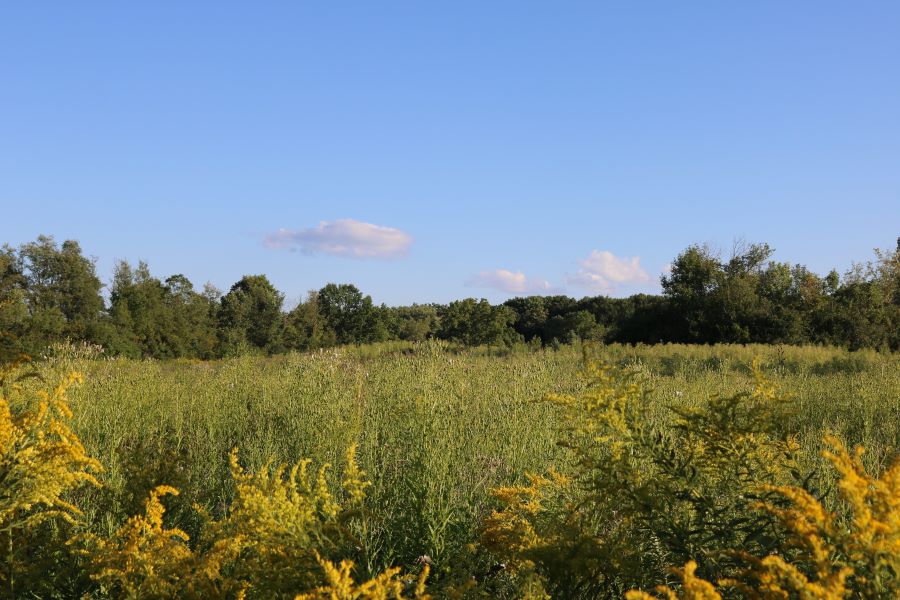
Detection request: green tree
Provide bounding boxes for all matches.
[107,261,147,357]
[283,291,337,351]
[108,262,218,359]
[787,265,825,342]
[110,261,195,358]
[0,246,28,362]
[437,298,518,346]
[873,237,900,349]
[753,262,810,343]
[387,304,439,342]
[218,275,284,354]
[815,241,899,350]
[662,242,782,344]
[713,242,776,343]
[164,275,219,358]
[545,309,604,343]
[18,236,105,352]
[504,296,550,343]
[661,244,723,342]
[830,281,890,350]
[316,283,386,345]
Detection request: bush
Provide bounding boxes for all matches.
[479,359,900,599]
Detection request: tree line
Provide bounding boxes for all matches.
[1,235,897,361]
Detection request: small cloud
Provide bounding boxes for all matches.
[467,269,556,295]
[264,219,413,259]
[567,250,651,294]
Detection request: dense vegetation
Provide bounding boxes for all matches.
[2,343,899,597]
[1,236,898,363]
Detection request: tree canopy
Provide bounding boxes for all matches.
[2,234,897,360]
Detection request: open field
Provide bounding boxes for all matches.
[19,343,897,589]
[5,4,900,596]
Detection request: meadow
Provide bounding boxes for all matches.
[5,341,900,598]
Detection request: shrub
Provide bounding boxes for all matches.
[0,365,101,595]
[626,435,900,598]
[480,359,806,597]
[82,446,431,599]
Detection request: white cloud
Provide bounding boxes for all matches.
[466,269,555,295]
[567,250,651,293]
[264,219,413,259]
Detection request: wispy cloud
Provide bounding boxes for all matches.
[264,219,413,259]
[466,269,555,295]
[567,250,651,293]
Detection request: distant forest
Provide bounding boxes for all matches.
[1,235,898,361]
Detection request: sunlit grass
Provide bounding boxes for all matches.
[22,343,893,577]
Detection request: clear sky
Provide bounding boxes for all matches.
[2,3,898,307]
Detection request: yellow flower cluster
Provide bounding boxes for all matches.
[481,470,571,562]
[738,435,899,598]
[0,366,101,592]
[0,370,101,530]
[544,360,645,460]
[84,445,430,598]
[625,562,721,600]
[296,555,430,600]
[625,433,900,599]
[84,484,247,599]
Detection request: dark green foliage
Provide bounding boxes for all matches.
[316,283,387,345]
[438,298,519,346]
[0,245,28,363]
[544,310,604,343]
[385,304,439,342]
[107,262,219,359]
[662,244,728,342]
[283,290,337,351]
[218,275,284,354]
[164,275,220,359]
[17,236,106,353]
[659,240,900,350]
[1,234,898,359]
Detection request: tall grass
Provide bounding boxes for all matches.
[22,343,894,578]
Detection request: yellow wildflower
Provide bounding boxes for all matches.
[626,561,722,600]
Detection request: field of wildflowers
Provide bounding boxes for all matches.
[1,342,898,598]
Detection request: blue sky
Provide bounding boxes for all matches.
[2,3,898,307]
